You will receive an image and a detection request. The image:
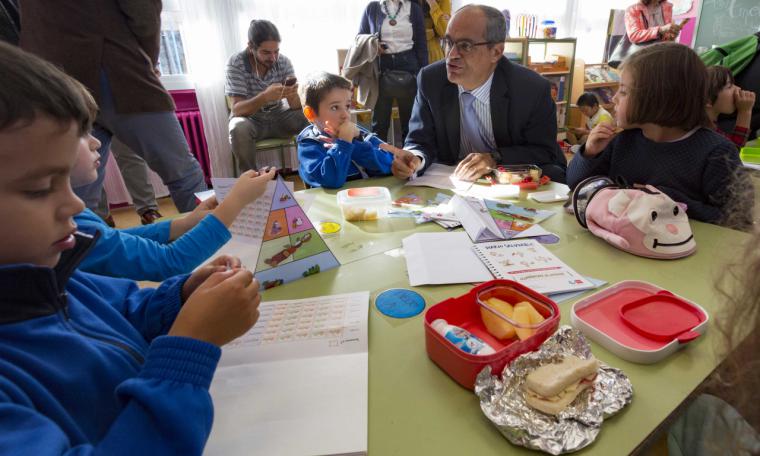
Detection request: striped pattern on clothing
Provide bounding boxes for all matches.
[224,50,295,113]
[715,125,749,149]
[458,72,498,159]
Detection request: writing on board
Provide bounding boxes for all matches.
[696,0,760,50]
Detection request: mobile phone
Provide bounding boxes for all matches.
[283,76,297,87]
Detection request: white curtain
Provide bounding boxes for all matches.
[179,0,241,177]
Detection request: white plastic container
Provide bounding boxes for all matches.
[336,187,391,221]
[431,319,496,356]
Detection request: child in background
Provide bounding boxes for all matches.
[706,65,756,149]
[568,92,614,146]
[297,72,395,188]
[0,42,261,454]
[72,112,276,281]
[567,42,752,226]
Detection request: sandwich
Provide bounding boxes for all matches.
[523,355,599,416]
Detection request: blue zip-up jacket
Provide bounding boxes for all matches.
[0,232,221,454]
[75,209,231,282]
[297,125,394,188]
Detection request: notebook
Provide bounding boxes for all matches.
[452,195,555,242]
[472,239,594,295]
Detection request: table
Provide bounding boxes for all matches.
[257,176,753,455]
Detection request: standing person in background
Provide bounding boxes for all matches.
[501,9,511,37]
[359,0,428,144]
[624,0,682,43]
[20,0,208,214]
[419,0,451,63]
[0,0,19,45]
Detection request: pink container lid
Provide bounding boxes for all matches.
[571,281,709,363]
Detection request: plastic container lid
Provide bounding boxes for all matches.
[619,292,702,343]
[571,280,708,364]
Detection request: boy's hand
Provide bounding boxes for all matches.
[181,255,242,300]
[170,268,261,347]
[169,196,219,240]
[213,168,276,226]
[323,120,358,142]
[735,89,756,113]
[583,123,619,157]
[385,145,422,179]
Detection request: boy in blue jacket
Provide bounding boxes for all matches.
[297,72,395,188]
[72,128,275,281]
[0,42,261,454]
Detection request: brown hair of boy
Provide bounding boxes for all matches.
[299,72,353,115]
[620,42,710,130]
[706,66,735,105]
[0,42,94,135]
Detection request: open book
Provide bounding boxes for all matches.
[472,239,594,295]
[452,195,555,242]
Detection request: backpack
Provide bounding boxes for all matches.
[700,33,760,76]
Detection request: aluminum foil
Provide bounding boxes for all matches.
[475,326,633,455]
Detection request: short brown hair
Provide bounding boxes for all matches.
[299,72,352,114]
[0,42,94,135]
[706,66,735,105]
[621,42,710,130]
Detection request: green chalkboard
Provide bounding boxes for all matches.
[694,0,760,52]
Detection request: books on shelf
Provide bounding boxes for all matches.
[588,86,615,104]
[584,65,620,84]
[546,75,566,102]
[472,239,595,295]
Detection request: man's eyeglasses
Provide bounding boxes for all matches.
[442,37,493,55]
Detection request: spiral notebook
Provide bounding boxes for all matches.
[472,239,594,295]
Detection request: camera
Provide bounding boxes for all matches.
[283,76,297,87]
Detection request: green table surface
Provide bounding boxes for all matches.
[259,176,752,455]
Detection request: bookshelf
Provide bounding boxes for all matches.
[582,63,619,113]
[503,37,577,134]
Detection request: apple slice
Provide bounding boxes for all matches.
[512,305,534,340]
[515,301,545,325]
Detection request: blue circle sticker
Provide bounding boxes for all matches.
[375,289,426,318]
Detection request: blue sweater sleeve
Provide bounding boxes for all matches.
[298,137,357,188]
[121,220,171,243]
[0,335,220,455]
[566,143,614,189]
[76,212,232,282]
[350,135,394,175]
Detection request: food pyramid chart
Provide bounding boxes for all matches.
[254,176,340,290]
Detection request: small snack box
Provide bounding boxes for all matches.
[492,165,541,185]
[424,280,560,389]
[336,187,391,222]
[571,280,709,364]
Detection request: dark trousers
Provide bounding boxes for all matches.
[373,50,419,143]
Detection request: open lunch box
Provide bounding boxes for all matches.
[571,280,709,364]
[424,280,560,389]
[487,164,551,190]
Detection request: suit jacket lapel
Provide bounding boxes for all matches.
[490,58,512,148]
[442,81,460,163]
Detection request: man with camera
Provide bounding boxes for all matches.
[226,19,308,172]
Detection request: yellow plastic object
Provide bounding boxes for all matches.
[740,147,760,164]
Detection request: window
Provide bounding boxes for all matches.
[159,2,193,90]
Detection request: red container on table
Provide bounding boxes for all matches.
[424,280,560,390]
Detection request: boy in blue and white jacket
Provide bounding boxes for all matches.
[72,132,275,281]
[0,43,261,454]
[297,72,395,188]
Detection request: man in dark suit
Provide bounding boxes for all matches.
[392,4,567,183]
[20,0,207,214]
